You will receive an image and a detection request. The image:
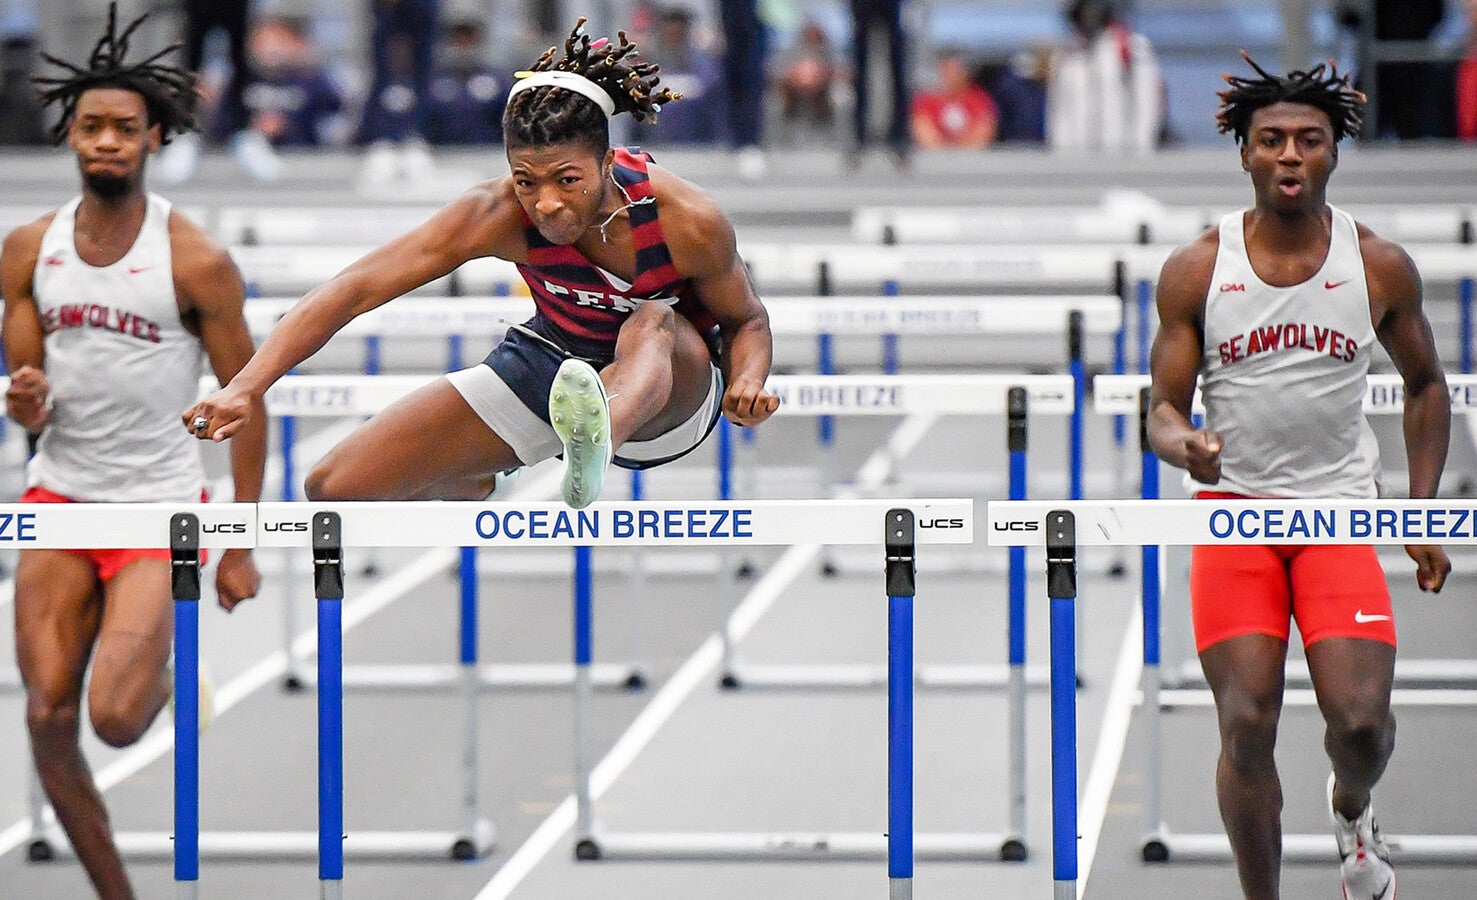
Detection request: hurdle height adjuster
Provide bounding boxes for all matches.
[313,512,345,600]
[170,513,201,601]
[885,508,916,598]
[1045,510,1076,600]
[1007,386,1028,454]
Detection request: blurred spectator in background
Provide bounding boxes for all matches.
[359,0,439,186]
[849,0,910,165]
[910,48,997,149]
[776,20,840,142]
[720,0,767,179]
[1460,0,1477,139]
[632,6,725,146]
[1047,0,1163,154]
[1372,0,1450,138]
[0,35,46,145]
[976,47,1049,143]
[425,15,504,145]
[232,16,344,148]
[157,0,282,184]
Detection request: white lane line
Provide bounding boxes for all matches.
[474,415,938,900]
[1077,598,1143,899]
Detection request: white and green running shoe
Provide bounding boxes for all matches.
[550,358,613,509]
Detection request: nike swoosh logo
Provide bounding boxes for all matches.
[127,266,150,274]
[1325,279,1351,289]
[1355,610,1392,623]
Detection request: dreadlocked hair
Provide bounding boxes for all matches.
[504,18,682,153]
[32,2,198,145]
[1215,50,1364,145]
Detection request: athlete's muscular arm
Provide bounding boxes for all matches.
[658,175,778,427]
[1,219,53,433]
[1148,232,1222,483]
[184,183,523,441]
[172,214,265,611]
[1365,229,1451,592]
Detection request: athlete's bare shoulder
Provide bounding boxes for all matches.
[646,162,735,276]
[427,175,528,259]
[1157,224,1221,313]
[168,207,239,283]
[1353,220,1420,286]
[1353,220,1421,317]
[1,213,56,268]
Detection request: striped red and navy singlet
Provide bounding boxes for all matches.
[516,148,718,363]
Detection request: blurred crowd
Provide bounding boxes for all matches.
[0,0,1473,184]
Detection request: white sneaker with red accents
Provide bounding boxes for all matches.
[1329,773,1396,900]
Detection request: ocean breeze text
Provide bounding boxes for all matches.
[1208,506,1477,540]
[472,507,753,541]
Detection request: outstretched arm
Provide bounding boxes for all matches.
[184,183,523,441]
[1368,233,1450,592]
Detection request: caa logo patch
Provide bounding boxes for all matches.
[1219,283,1246,293]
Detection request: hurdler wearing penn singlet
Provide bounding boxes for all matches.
[1190,204,1396,651]
[446,147,724,469]
[23,193,207,572]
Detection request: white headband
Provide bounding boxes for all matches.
[507,70,616,119]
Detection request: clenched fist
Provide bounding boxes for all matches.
[6,365,50,434]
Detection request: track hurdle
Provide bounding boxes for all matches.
[1095,372,1477,700]
[538,499,981,879]
[852,202,1477,247]
[759,295,1121,501]
[259,373,647,694]
[987,497,1477,876]
[254,499,968,896]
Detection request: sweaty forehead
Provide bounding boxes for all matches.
[75,86,148,120]
[507,142,602,174]
[1248,100,1333,134]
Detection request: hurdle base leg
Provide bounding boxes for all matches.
[450,818,497,861]
[1150,831,1477,864]
[284,662,646,692]
[719,661,1055,692]
[26,835,57,862]
[33,826,496,861]
[576,830,1020,862]
[1155,687,1477,709]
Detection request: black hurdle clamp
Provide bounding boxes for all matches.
[1046,510,1077,600]
[885,508,916,598]
[1067,309,1084,366]
[1138,386,1153,452]
[171,513,201,601]
[1008,386,1028,454]
[313,512,345,600]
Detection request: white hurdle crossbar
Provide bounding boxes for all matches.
[988,498,1477,890]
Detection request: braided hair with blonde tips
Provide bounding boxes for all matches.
[1216,51,1365,145]
[504,18,683,153]
[32,2,198,145]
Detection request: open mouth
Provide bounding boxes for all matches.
[1277,176,1302,197]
